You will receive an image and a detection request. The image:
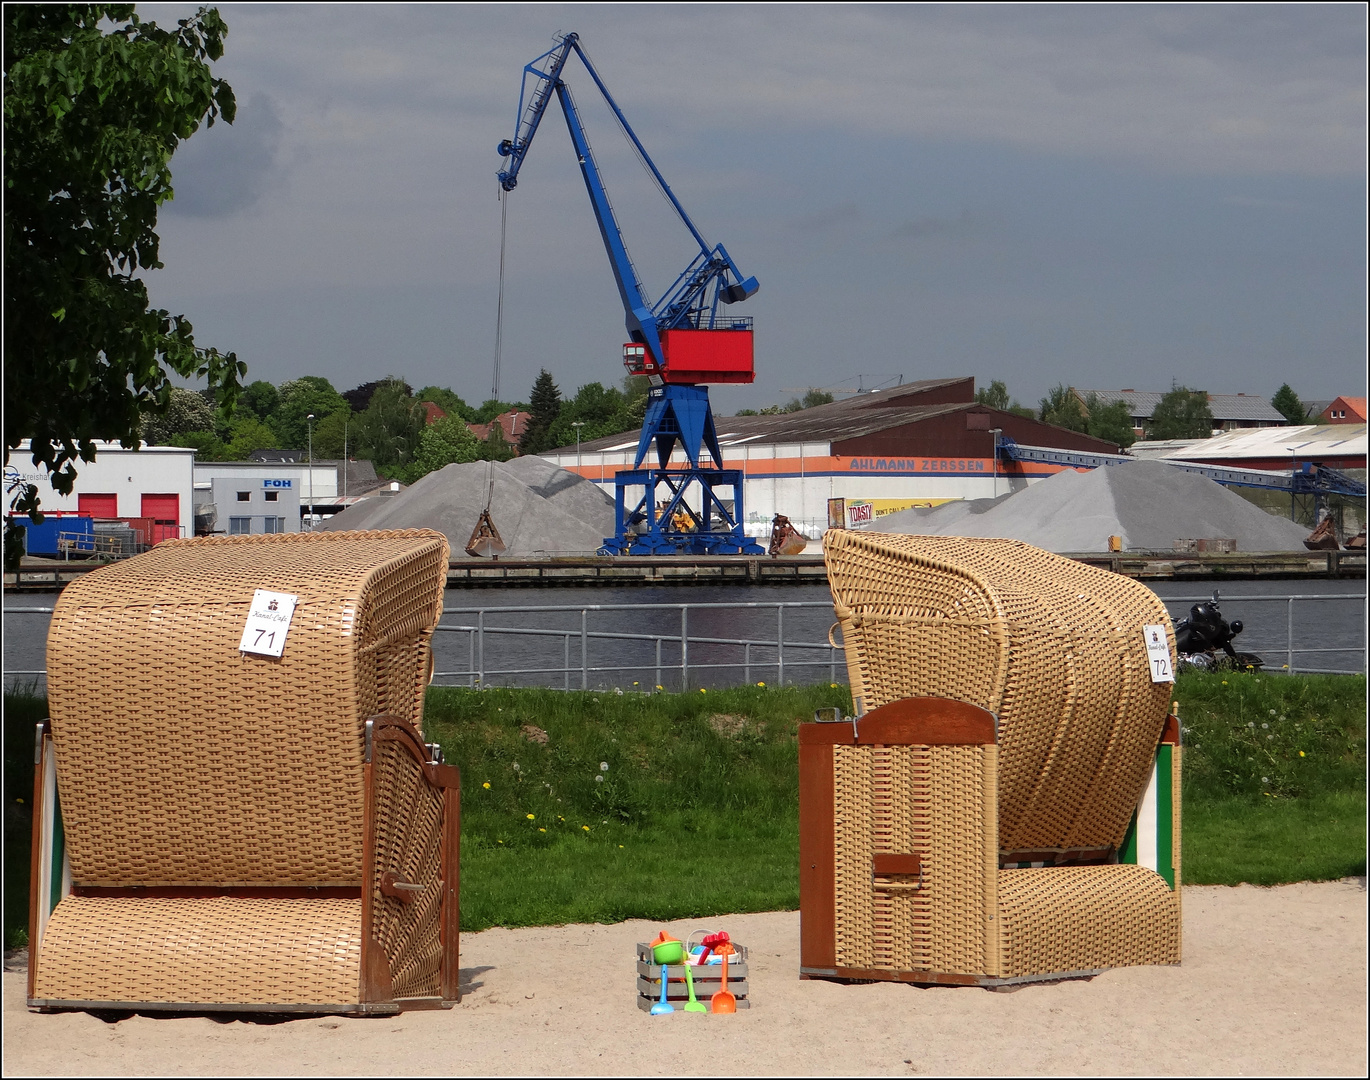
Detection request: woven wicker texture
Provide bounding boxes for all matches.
[824,531,1173,852]
[834,744,998,975]
[997,864,1180,977]
[31,895,362,1005]
[44,530,448,887]
[371,738,445,999]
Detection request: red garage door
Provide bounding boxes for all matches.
[78,493,118,519]
[141,494,180,542]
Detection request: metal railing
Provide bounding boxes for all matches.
[434,601,840,690]
[4,593,1365,689]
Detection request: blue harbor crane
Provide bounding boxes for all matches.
[496,33,764,555]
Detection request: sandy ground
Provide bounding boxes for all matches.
[4,879,1365,1077]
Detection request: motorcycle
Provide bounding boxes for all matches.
[1173,590,1263,672]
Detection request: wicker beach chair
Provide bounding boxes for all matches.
[800,531,1181,987]
[28,529,459,1015]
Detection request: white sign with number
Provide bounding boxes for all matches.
[1143,624,1174,683]
[238,590,298,658]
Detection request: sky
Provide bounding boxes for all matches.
[142,3,1367,415]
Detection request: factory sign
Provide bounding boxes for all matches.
[847,458,989,474]
[263,479,293,488]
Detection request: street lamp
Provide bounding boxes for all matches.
[988,428,1002,499]
[343,417,349,501]
[572,421,585,469]
[306,413,315,531]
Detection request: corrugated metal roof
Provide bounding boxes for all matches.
[1074,389,1286,422]
[1158,424,1367,461]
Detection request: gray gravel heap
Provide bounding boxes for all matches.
[871,459,1311,552]
[319,456,615,557]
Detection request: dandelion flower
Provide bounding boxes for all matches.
[482,782,491,790]
[526,813,535,820]
[582,825,590,832]
[1299,751,1306,757]
[595,775,604,783]
[513,762,520,772]
[830,683,838,689]
[1269,709,1276,716]
[1261,722,1269,729]
[656,685,664,691]
[497,839,504,844]
[539,828,546,833]
[1222,681,1228,685]
[1261,776,1269,783]
[1248,722,1256,728]
[699,688,707,694]
[558,816,565,822]
[600,762,609,771]
[756,681,766,688]
[618,844,624,849]
[1267,735,1273,740]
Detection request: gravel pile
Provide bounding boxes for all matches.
[319,456,615,557]
[871,459,1312,552]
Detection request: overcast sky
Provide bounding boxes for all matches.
[143,3,1367,414]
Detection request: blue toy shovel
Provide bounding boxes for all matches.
[650,963,675,1014]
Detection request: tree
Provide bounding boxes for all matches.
[475,424,516,462]
[1083,394,1137,449]
[4,4,244,561]
[309,409,353,460]
[221,416,278,460]
[520,369,562,455]
[272,376,348,449]
[238,379,280,423]
[414,385,474,423]
[395,416,480,483]
[1149,387,1214,440]
[1271,383,1306,426]
[141,387,215,443]
[342,378,411,414]
[975,380,1011,409]
[352,378,424,472]
[1039,385,1088,432]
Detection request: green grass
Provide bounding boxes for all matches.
[4,672,1364,945]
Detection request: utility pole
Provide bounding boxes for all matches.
[572,421,585,469]
[1287,446,1297,522]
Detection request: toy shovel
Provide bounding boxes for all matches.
[682,963,707,1013]
[650,963,675,1014]
[710,944,736,1014]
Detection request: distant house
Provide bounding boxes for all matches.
[1070,389,1286,437]
[1320,396,1367,424]
[467,410,531,450]
[420,401,448,425]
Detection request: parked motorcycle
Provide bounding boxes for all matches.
[1173,590,1264,672]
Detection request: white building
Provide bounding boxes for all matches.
[7,441,195,536]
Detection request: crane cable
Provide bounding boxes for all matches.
[484,189,509,515]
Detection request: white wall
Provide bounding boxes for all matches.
[194,462,338,502]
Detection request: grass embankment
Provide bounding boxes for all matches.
[4,673,1364,945]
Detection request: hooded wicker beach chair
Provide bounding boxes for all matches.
[800,531,1181,987]
[28,529,459,1015]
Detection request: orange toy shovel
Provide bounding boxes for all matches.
[710,942,737,1014]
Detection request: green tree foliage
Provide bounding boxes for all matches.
[1038,385,1088,432]
[342,379,411,414]
[395,416,480,483]
[309,409,353,460]
[1149,387,1215,440]
[352,378,424,472]
[237,379,280,423]
[140,387,215,443]
[221,416,278,460]
[520,369,563,455]
[1082,394,1137,449]
[472,398,528,424]
[544,380,644,448]
[3,3,244,552]
[273,376,347,449]
[1271,383,1306,426]
[787,389,835,412]
[975,380,1011,409]
[414,385,474,423]
[476,424,516,462]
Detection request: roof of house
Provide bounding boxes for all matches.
[1072,389,1286,423]
[1325,396,1368,420]
[468,410,531,443]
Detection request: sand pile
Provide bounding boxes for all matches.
[873,459,1311,552]
[320,456,615,557]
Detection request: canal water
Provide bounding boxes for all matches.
[5,578,1364,692]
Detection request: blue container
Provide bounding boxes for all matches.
[20,515,94,556]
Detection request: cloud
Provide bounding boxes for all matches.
[166,93,285,217]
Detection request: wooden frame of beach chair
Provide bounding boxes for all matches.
[800,532,1181,986]
[27,529,459,1015]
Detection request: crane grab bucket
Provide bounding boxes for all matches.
[465,508,507,558]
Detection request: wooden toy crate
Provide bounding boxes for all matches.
[635,942,750,1011]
